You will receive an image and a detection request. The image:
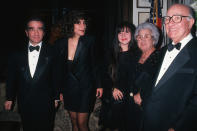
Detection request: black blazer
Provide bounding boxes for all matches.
[54,35,99,97]
[142,38,197,131]
[6,42,60,122]
[54,35,100,112]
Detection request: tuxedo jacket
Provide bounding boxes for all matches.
[54,35,99,112]
[6,42,60,123]
[55,35,99,87]
[142,37,197,131]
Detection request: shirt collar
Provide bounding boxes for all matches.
[172,33,193,50]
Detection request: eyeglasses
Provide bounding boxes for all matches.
[162,15,191,24]
[136,34,152,41]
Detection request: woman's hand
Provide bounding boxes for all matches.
[113,88,123,100]
[60,93,64,101]
[4,101,13,110]
[55,100,60,108]
[134,92,142,106]
[96,88,103,98]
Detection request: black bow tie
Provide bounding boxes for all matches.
[167,42,181,52]
[29,45,40,52]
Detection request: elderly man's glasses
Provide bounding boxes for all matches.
[136,34,152,41]
[163,15,191,24]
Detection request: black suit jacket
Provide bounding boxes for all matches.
[54,35,99,112]
[6,42,60,130]
[55,35,98,87]
[142,38,197,131]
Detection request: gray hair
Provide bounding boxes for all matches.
[134,22,160,46]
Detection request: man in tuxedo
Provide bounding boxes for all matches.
[142,4,197,131]
[4,16,60,131]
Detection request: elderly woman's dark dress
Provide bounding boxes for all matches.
[133,49,162,107]
[132,49,162,130]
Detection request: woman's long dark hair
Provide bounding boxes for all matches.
[113,21,136,57]
[111,21,136,87]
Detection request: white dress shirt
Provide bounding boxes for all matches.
[155,33,193,86]
[28,42,42,77]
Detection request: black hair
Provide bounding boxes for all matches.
[111,21,136,84]
[60,10,89,38]
[112,21,136,58]
[25,16,45,31]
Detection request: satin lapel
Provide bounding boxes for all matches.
[73,40,83,62]
[154,46,190,91]
[33,43,48,81]
[72,37,87,75]
[152,46,168,87]
[64,39,68,60]
[23,46,32,82]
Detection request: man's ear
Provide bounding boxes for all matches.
[25,30,28,37]
[189,18,195,29]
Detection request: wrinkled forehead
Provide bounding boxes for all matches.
[167,5,189,16]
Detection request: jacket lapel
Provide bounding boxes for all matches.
[154,45,190,91]
[73,37,84,62]
[33,43,48,81]
[152,46,168,86]
[23,46,32,82]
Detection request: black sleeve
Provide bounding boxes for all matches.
[52,39,65,95]
[6,53,18,101]
[89,36,102,89]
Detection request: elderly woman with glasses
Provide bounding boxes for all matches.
[133,22,162,110]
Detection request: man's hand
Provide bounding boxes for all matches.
[134,92,142,106]
[4,101,13,110]
[96,88,103,98]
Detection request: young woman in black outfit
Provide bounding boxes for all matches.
[100,21,138,131]
[54,10,103,131]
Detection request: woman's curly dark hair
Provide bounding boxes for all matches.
[60,10,89,38]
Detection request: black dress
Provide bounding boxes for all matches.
[133,49,162,106]
[100,51,137,130]
[132,49,162,130]
[55,35,98,113]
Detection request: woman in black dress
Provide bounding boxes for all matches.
[55,10,103,131]
[133,22,162,129]
[100,21,137,131]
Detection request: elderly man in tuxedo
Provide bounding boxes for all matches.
[4,16,60,131]
[141,4,197,131]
